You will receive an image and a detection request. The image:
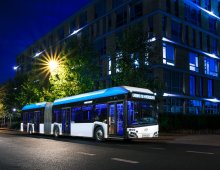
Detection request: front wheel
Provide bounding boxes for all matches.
[54,126,59,138]
[95,127,105,142]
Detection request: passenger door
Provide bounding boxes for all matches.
[61,108,71,134]
[108,102,124,136]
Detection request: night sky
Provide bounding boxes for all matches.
[0,0,91,84]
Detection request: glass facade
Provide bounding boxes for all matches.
[190,75,196,96]
[188,100,202,115]
[204,57,218,77]
[164,70,183,93]
[208,79,213,97]
[205,102,218,114]
[189,52,199,72]
[163,98,184,113]
[171,20,182,42]
[163,43,175,66]
[184,3,201,25]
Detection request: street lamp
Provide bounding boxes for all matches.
[36,49,65,77]
[48,59,59,74]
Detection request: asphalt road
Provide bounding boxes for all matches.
[0,129,220,170]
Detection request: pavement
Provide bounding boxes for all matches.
[130,132,220,147]
[1,128,220,147]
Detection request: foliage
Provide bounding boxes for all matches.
[49,37,99,100]
[15,73,48,106]
[0,85,6,118]
[111,24,163,91]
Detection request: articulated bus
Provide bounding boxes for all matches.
[21,86,159,141]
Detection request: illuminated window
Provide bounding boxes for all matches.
[163,43,175,66]
[189,52,199,72]
[190,75,196,96]
[204,57,218,77]
[188,100,202,115]
[108,58,111,75]
[208,79,213,97]
[131,53,139,68]
[205,102,218,115]
[116,52,122,73]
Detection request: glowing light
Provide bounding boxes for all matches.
[13,66,19,70]
[49,60,58,73]
[184,0,220,20]
[147,37,156,42]
[70,28,81,36]
[36,48,65,77]
[203,52,219,59]
[205,98,220,103]
[162,37,174,43]
[34,51,44,58]
[12,108,16,112]
[163,93,180,97]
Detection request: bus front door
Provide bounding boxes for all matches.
[108,102,124,137]
[61,108,71,134]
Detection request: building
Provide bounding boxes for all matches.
[16,0,220,114]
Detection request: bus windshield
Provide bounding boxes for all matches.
[127,101,157,127]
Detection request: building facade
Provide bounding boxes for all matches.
[16,0,220,114]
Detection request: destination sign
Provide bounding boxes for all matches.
[132,93,155,100]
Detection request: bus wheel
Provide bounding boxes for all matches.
[95,127,104,142]
[54,126,59,138]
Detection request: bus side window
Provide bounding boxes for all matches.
[95,104,107,122]
[82,105,93,123]
[73,107,82,123]
[53,110,61,123]
[28,112,34,123]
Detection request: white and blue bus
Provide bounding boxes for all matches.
[21,86,158,141]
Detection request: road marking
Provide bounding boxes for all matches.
[76,152,96,156]
[186,151,214,155]
[111,158,139,164]
[148,147,165,150]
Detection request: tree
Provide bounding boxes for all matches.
[48,36,99,99]
[110,24,163,90]
[15,73,48,106]
[0,85,6,126]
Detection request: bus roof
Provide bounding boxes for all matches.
[22,102,47,111]
[53,86,154,106]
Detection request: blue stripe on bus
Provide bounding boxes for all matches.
[22,102,47,111]
[53,87,129,106]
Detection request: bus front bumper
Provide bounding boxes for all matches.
[127,125,159,139]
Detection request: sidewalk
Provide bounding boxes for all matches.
[167,134,220,147]
[134,133,220,147]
